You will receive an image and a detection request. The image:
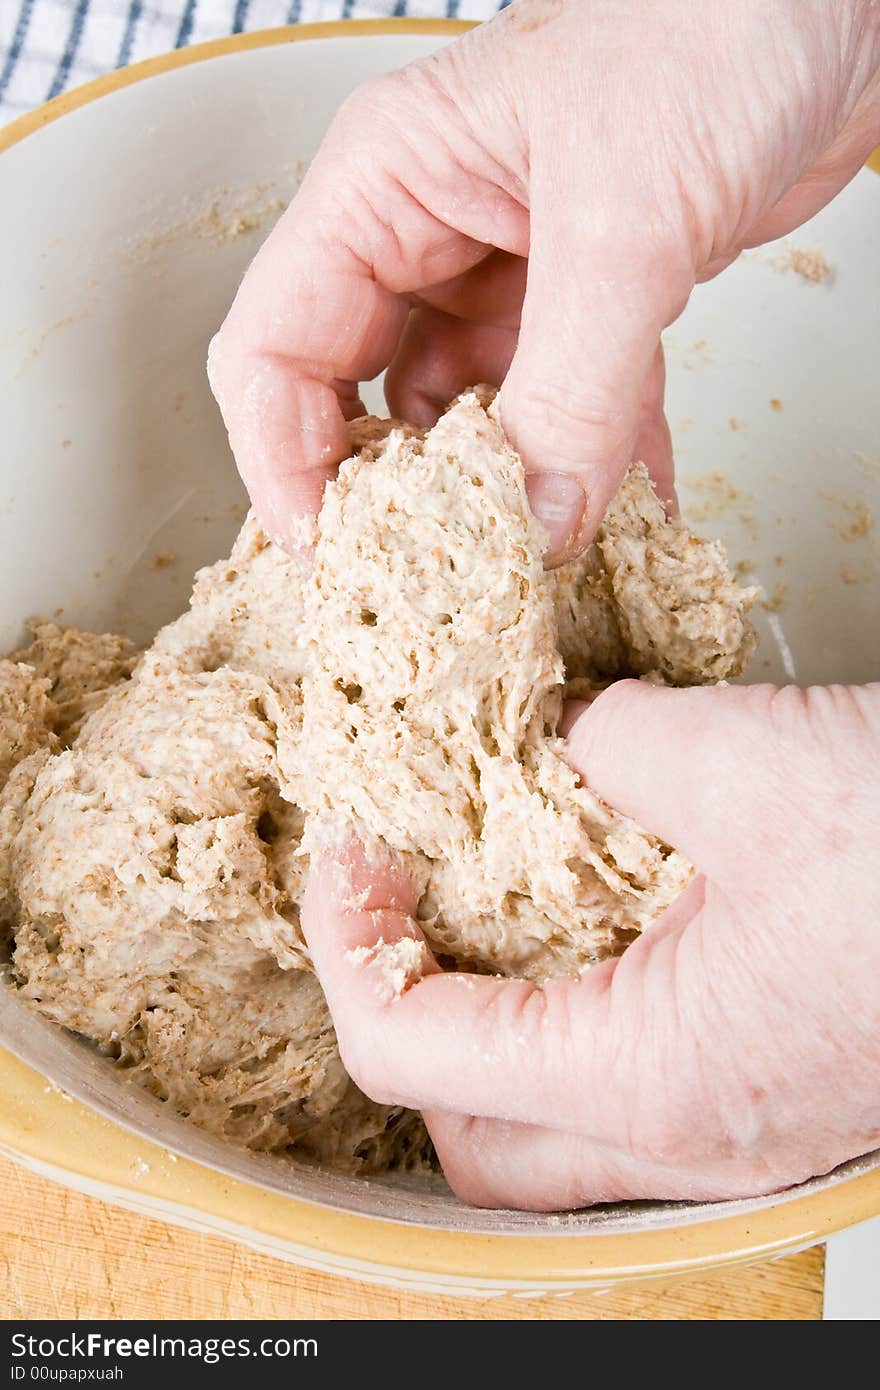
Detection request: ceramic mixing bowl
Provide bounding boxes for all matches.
[1,21,879,1295]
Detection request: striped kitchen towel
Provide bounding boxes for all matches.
[0,0,508,128]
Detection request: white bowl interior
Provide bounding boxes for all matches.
[1,31,878,1236]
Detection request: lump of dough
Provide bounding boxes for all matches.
[7,643,428,1170]
[594,467,757,684]
[1,624,138,942]
[10,659,306,970]
[549,467,757,686]
[149,411,415,698]
[153,516,308,690]
[549,547,626,683]
[0,661,55,787]
[300,391,754,980]
[0,662,56,937]
[16,904,425,1165]
[9,621,137,743]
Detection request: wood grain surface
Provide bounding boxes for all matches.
[0,1156,823,1320]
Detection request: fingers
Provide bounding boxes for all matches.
[384,251,526,426]
[563,681,792,892]
[208,363,364,539]
[388,305,675,547]
[425,1113,615,1211]
[414,250,527,328]
[385,307,517,426]
[209,49,691,559]
[208,71,504,548]
[426,1104,786,1210]
[302,838,620,1128]
[303,834,442,1001]
[632,345,676,513]
[498,214,691,562]
[207,197,408,545]
[303,835,788,1201]
[302,836,718,1159]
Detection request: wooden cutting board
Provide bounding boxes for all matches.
[0,1155,822,1320]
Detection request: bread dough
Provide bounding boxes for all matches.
[0,660,55,787]
[301,392,754,979]
[0,390,755,1170]
[2,618,428,1169]
[8,621,137,742]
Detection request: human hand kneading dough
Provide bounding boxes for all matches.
[210,0,880,562]
[302,685,880,1208]
[212,0,880,1207]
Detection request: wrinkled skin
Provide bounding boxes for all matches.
[211,0,880,1208]
[210,0,880,559]
[303,683,880,1209]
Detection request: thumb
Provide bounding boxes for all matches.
[498,221,687,561]
[564,681,793,894]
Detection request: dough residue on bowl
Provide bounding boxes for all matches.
[0,389,756,1172]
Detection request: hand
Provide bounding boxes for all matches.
[301,682,880,1209]
[209,0,880,560]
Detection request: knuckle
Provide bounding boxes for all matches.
[766,683,877,775]
[206,326,243,410]
[503,377,629,469]
[205,331,228,395]
[332,69,412,144]
[628,1064,781,1177]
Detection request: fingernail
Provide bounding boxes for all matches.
[525,472,586,562]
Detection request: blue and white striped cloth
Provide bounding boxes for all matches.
[0,0,507,128]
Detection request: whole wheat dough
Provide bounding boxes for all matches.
[0,390,755,1171]
[300,391,753,978]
